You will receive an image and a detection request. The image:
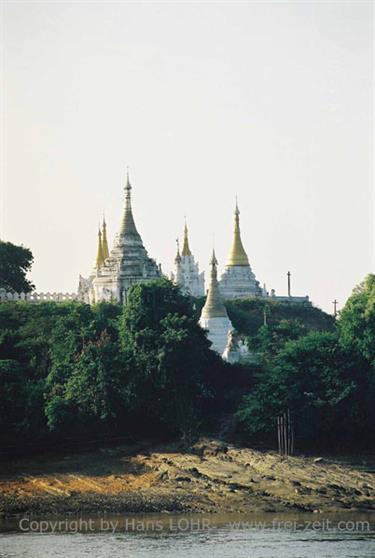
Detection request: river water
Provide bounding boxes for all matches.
[0,512,374,557]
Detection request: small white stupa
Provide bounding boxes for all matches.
[199,250,234,356]
[222,329,251,363]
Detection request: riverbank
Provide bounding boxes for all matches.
[0,438,374,517]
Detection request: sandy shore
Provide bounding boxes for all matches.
[0,438,374,517]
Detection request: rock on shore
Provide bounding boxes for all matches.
[0,438,374,517]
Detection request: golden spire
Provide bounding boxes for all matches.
[96,227,105,269]
[119,169,141,238]
[200,250,228,319]
[181,220,192,256]
[226,201,249,267]
[102,216,109,260]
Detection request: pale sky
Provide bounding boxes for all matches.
[1,1,373,313]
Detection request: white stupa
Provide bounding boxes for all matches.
[199,250,233,355]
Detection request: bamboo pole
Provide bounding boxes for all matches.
[283,412,288,457]
[291,413,295,455]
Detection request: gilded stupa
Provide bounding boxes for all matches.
[95,227,105,269]
[219,202,262,300]
[101,217,110,260]
[199,250,234,355]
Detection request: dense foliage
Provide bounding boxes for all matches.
[236,276,375,449]
[0,274,374,454]
[225,297,335,339]
[0,241,34,293]
[0,279,232,451]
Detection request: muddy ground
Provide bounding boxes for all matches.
[0,438,374,517]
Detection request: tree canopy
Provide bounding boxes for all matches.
[0,275,374,454]
[0,241,35,293]
[236,276,375,449]
[0,279,229,449]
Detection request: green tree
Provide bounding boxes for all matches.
[338,274,375,440]
[339,274,375,362]
[236,331,368,446]
[0,241,34,293]
[226,298,335,339]
[250,319,307,360]
[44,303,125,433]
[0,359,26,437]
[120,278,224,437]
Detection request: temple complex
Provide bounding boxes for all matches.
[2,170,310,322]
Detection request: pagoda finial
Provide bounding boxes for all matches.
[96,226,105,269]
[119,167,140,237]
[126,166,131,190]
[211,248,218,269]
[102,215,109,260]
[226,199,249,267]
[181,218,192,256]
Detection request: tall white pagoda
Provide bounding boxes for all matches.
[78,172,161,304]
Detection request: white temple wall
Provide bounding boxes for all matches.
[199,315,233,355]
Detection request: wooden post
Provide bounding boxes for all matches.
[277,410,295,457]
[291,415,295,455]
[278,411,295,457]
[280,414,284,456]
[284,412,288,456]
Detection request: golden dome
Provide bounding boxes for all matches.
[226,204,249,267]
